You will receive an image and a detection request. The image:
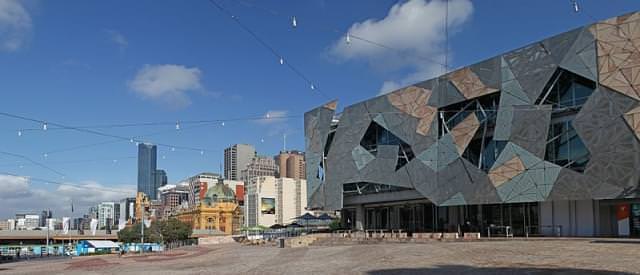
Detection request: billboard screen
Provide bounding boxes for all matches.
[261,198,275,214]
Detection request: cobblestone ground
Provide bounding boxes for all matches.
[1,239,639,274]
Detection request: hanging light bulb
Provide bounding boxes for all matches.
[266,113,271,119]
[43,122,47,131]
[292,16,297,28]
[221,121,225,126]
[572,0,579,12]
[261,138,265,143]
[43,153,48,158]
[17,130,22,137]
[200,150,205,155]
[279,57,284,65]
[171,147,176,152]
[310,84,316,90]
[346,33,351,44]
[175,121,180,130]
[130,138,134,143]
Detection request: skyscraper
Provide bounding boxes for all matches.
[224,144,255,180]
[138,143,158,199]
[274,150,306,180]
[240,155,278,184]
[154,169,168,189]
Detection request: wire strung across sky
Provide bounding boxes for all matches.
[205,0,332,101]
[224,0,451,70]
[0,111,302,155]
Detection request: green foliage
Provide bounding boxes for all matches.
[329,219,341,231]
[118,219,192,244]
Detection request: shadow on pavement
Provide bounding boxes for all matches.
[367,265,632,275]
[590,240,640,244]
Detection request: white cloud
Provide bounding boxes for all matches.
[255,110,295,137]
[0,0,32,52]
[128,64,203,107]
[0,174,135,218]
[256,110,289,125]
[105,29,128,50]
[329,0,473,94]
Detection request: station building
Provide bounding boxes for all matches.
[304,12,640,237]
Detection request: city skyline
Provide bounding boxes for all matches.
[1,0,639,218]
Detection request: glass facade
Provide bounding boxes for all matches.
[439,93,502,172]
[341,202,539,236]
[137,143,158,200]
[541,70,595,172]
[360,121,415,170]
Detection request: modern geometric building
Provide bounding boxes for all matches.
[305,12,640,237]
[224,144,256,181]
[138,143,158,199]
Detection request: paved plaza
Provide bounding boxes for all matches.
[1,239,639,274]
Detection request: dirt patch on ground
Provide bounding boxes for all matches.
[131,247,212,263]
[65,258,118,271]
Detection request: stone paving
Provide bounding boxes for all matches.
[1,239,639,274]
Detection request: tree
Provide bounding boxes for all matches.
[117,219,192,244]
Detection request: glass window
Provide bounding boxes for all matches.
[545,120,589,172]
[359,121,415,170]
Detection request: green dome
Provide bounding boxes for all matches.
[203,183,236,205]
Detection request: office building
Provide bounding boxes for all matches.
[244,176,307,227]
[155,169,168,187]
[224,144,255,180]
[138,143,158,199]
[305,11,640,237]
[119,197,136,224]
[159,182,190,218]
[0,220,9,231]
[223,179,245,206]
[39,210,52,227]
[240,155,278,184]
[275,150,306,180]
[187,172,221,206]
[15,213,40,230]
[97,202,119,229]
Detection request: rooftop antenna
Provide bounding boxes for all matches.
[283,133,287,151]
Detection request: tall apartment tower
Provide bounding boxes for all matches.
[138,143,158,200]
[274,150,306,180]
[224,144,256,181]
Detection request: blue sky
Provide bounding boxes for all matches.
[0,0,639,218]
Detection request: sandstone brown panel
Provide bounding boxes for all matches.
[448,67,499,99]
[624,105,640,140]
[591,12,640,100]
[387,86,437,136]
[488,156,526,188]
[450,113,480,155]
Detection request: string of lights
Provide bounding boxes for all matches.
[0,111,301,155]
[205,0,331,100]
[223,0,451,69]
[0,156,136,168]
[0,150,67,177]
